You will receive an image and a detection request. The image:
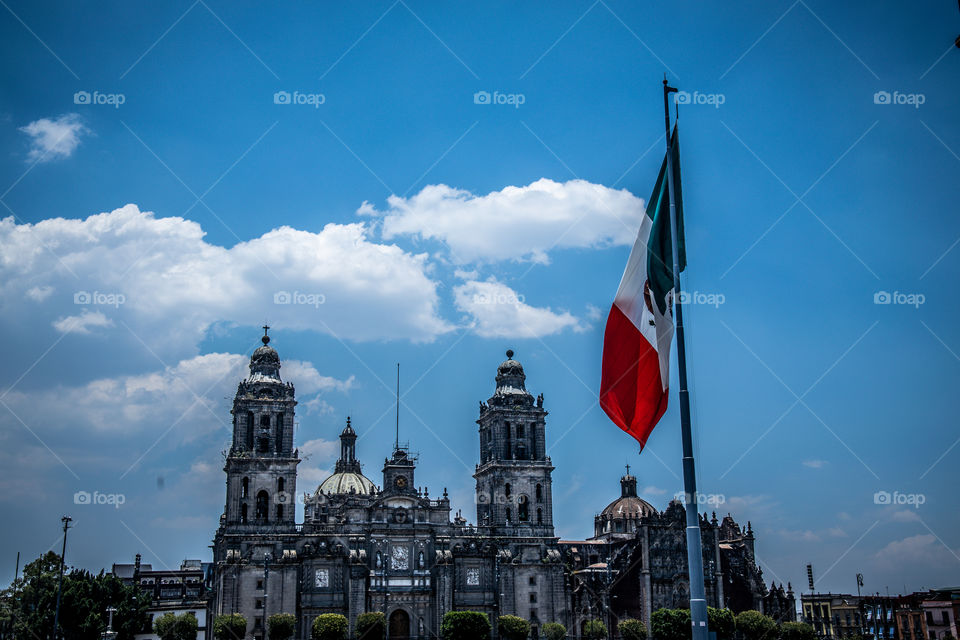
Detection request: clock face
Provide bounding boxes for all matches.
[394,475,407,489]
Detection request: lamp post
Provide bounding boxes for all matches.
[263,553,271,640]
[53,516,72,640]
[101,606,117,640]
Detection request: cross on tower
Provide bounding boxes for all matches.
[625,463,631,476]
[262,324,270,344]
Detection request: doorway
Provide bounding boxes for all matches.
[389,609,410,640]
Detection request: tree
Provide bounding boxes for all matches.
[619,619,647,640]
[155,612,199,640]
[440,611,492,640]
[778,622,815,640]
[651,609,690,640]
[499,615,531,640]
[356,612,386,640]
[312,613,349,640]
[707,608,735,640]
[0,552,150,640]
[268,613,297,640]
[583,620,607,640]
[735,611,778,640]
[542,622,567,640]
[213,614,248,640]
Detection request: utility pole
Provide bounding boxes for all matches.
[53,516,73,640]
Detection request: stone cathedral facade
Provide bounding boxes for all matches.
[211,334,787,640]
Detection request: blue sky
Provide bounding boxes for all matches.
[1,0,959,598]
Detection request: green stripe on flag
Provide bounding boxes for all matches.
[645,126,685,315]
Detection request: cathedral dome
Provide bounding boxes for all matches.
[318,471,376,495]
[601,494,656,518]
[247,328,282,383]
[492,349,534,406]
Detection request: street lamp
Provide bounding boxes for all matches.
[53,516,73,640]
[101,606,117,640]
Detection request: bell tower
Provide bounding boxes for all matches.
[222,327,299,528]
[474,350,554,536]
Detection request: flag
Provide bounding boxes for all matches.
[600,126,685,449]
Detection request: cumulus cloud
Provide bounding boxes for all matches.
[19,113,88,162]
[372,178,645,264]
[52,309,114,334]
[872,534,960,570]
[453,278,584,338]
[0,205,452,353]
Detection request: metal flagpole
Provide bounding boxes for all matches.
[662,77,709,640]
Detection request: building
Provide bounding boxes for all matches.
[562,472,793,633]
[111,554,213,640]
[208,332,789,640]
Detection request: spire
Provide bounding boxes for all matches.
[336,416,360,473]
[249,327,281,382]
[620,468,638,498]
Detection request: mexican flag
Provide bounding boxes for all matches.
[600,126,685,449]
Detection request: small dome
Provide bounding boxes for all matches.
[318,471,376,496]
[601,495,656,518]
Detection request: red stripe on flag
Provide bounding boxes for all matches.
[599,303,668,450]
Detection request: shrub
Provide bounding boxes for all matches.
[542,623,567,640]
[155,612,198,640]
[735,611,777,640]
[213,614,248,640]
[618,619,647,640]
[583,620,607,640]
[778,622,815,640]
[441,611,492,640]
[356,612,386,640]
[499,616,531,640]
[707,608,735,640]
[312,614,349,640]
[651,609,690,640]
[268,613,297,640]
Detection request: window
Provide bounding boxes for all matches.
[506,507,512,523]
[255,490,269,522]
[255,599,263,609]
[241,477,249,498]
[536,484,542,502]
[927,613,934,625]
[240,503,248,524]
[518,495,529,521]
[246,412,254,449]
[537,508,543,525]
[276,504,284,520]
[257,580,263,590]
[261,414,270,427]
[943,612,951,625]
[277,477,284,492]
[529,592,537,603]
[505,483,511,499]
[517,424,524,438]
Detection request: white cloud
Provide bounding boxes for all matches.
[453,278,584,338]
[52,309,114,334]
[298,437,339,487]
[891,509,921,523]
[0,204,452,353]
[872,534,959,570]
[19,113,88,162]
[374,178,644,264]
[803,459,827,469]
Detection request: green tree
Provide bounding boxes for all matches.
[0,552,149,640]
[268,613,297,640]
[651,609,691,640]
[356,613,386,640]
[440,611,492,640]
[499,615,531,640]
[707,608,735,640]
[778,622,815,640]
[213,613,248,640]
[312,613,349,640]
[154,612,199,640]
[619,619,647,640]
[542,622,567,640]
[583,620,607,640]
[735,611,778,640]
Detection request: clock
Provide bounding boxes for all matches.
[394,475,408,489]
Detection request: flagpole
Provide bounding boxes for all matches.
[662,77,709,640]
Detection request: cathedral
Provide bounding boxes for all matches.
[211,333,791,640]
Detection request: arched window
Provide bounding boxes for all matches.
[241,477,249,498]
[277,477,285,492]
[518,495,529,522]
[505,507,512,523]
[536,484,542,502]
[276,504,284,521]
[505,483,511,499]
[537,508,543,525]
[276,413,284,453]
[245,412,254,450]
[255,490,269,522]
[240,503,248,524]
